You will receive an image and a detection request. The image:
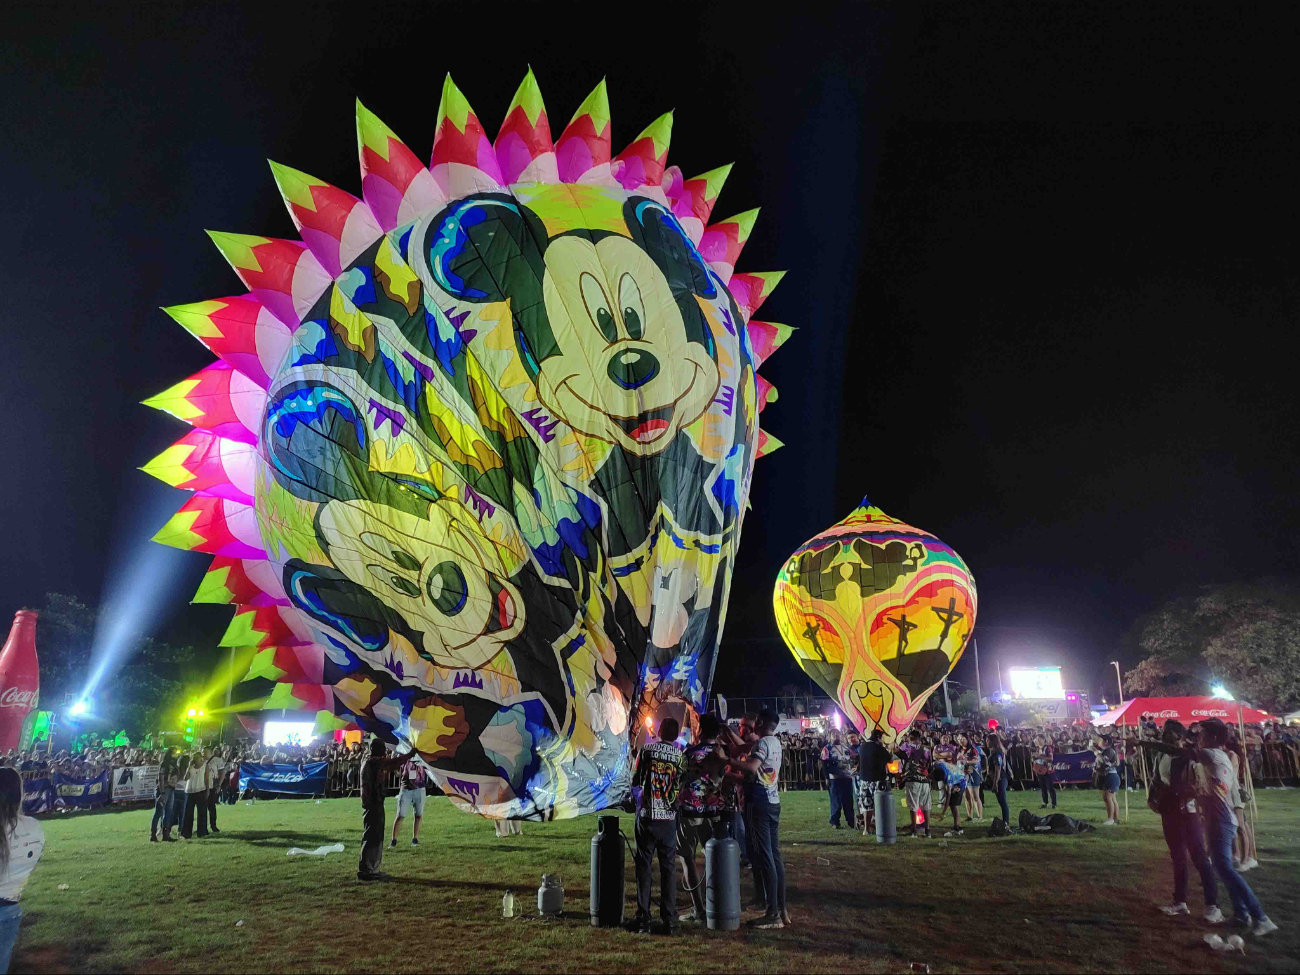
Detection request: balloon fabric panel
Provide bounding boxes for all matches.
[773,500,976,745]
[144,70,790,820]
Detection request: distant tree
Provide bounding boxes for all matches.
[28,593,202,738]
[954,689,982,719]
[776,683,803,700]
[1124,578,1300,713]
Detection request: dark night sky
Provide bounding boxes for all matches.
[2,3,1296,704]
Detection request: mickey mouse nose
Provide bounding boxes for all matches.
[607,348,660,390]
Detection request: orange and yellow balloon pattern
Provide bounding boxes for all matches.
[773,499,976,744]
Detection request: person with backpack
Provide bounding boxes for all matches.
[1144,718,1277,936]
[1141,720,1219,922]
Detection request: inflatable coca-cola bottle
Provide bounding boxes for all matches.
[0,611,41,750]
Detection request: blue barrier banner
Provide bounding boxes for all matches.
[53,769,110,809]
[239,761,328,796]
[1051,750,1096,786]
[22,777,52,815]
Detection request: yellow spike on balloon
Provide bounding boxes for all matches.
[268,160,325,213]
[206,231,268,274]
[151,507,205,551]
[437,73,474,133]
[142,378,204,421]
[567,77,610,131]
[355,99,398,161]
[509,66,547,128]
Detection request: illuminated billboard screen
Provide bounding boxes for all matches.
[262,720,317,747]
[1008,666,1065,700]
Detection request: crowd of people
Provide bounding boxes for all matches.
[616,708,1293,939]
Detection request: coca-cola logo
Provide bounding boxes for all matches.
[1191,709,1227,718]
[1143,709,1181,719]
[0,687,37,709]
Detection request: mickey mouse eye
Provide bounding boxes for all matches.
[580,272,617,343]
[360,531,421,573]
[619,273,644,339]
[369,565,421,598]
[426,560,469,616]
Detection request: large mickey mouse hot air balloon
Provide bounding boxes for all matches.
[773,500,976,744]
[142,72,792,819]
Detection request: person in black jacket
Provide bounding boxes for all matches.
[358,738,420,882]
[857,729,891,834]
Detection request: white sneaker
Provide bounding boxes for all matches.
[1240,857,1259,872]
[1100,819,1116,826]
[1160,903,1190,915]
[1253,917,1278,937]
[1204,907,1225,924]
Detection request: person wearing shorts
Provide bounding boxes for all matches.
[391,759,427,848]
[900,733,932,837]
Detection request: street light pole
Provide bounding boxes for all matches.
[973,637,983,704]
[1111,661,1124,705]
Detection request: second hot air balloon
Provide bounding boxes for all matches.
[773,499,976,744]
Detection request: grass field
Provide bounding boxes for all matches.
[11,785,1300,974]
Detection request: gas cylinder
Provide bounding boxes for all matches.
[704,821,741,930]
[874,786,897,844]
[589,815,624,927]
[0,611,40,752]
[537,873,564,915]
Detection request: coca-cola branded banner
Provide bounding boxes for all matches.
[0,611,41,751]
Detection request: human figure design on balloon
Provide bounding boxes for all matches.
[773,500,977,746]
[143,72,793,821]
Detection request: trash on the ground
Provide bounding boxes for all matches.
[1226,934,1245,953]
[286,843,345,857]
[909,964,931,974]
[314,800,322,804]
[815,856,830,865]
[234,920,244,928]
[1204,933,1231,951]
[57,883,70,891]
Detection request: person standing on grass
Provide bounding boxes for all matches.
[391,756,427,849]
[625,718,686,935]
[0,768,44,974]
[1142,720,1220,923]
[151,753,176,843]
[986,732,1010,823]
[676,715,728,924]
[204,746,225,834]
[1145,719,1277,936]
[931,758,966,836]
[900,731,933,837]
[731,709,788,930]
[1091,735,1121,826]
[856,728,890,836]
[1032,735,1057,809]
[358,739,418,882]
[958,734,984,823]
[820,732,855,830]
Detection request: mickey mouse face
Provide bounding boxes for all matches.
[417,190,726,458]
[315,498,524,670]
[537,234,720,454]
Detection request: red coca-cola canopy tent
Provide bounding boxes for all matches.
[1094,696,1276,726]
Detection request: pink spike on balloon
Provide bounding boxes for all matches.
[269,163,383,278]
[140,428,256,503]
[161,295,291,390]
[431,75,504,197]
[698,209,758,284]
[152,495,266,559]
[727,271,785,323]
[207,233,332,330]
[612,111,672,190]
[745,321,795,370]
[495,69,556,184]
[194,556,289,607]
[142,361,267,445]
[556,79,612,184]
[220,604,310,650]
[755,375,778,413]
[356,100,446,232]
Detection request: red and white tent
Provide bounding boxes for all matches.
[1094,696,1276,726]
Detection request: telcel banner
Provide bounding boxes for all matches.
[238,761,328,796]
[53,769,110,809]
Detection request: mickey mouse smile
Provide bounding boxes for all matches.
[613,403,675,444]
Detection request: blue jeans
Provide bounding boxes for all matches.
[748,795,785,916]
[152,788,174,836]
[994,774,1010,822]
[1207,811,1263,921]
[0,901,21,973]
[827,777,854,827]
[1161,810,1216,907]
